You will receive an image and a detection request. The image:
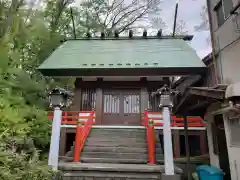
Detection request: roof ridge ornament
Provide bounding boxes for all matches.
[157,29,162,37]
[143,29,147,38]
[101,32,105,39]
[114,30,119,38]
[86,31,91,38]
[129,30,133,38]
[65,33,194,41]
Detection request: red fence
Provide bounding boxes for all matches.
[142,110,206,164]
[142,111,206,127]
[48,110,205,164]
[48,111,205,127]
[48,111,95,125]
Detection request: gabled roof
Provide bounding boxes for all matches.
[38,36,206,76]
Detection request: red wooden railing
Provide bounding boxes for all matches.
[141,110,206,127]
[73,110,95,162]
[142,110,206,164]
[48,111,95,125]
[48,110,95,162]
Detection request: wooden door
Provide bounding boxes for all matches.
[103,90,121,124]
[103,89,140,125]
[122,91,140,125]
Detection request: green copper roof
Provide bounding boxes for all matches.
[38,37,206,76]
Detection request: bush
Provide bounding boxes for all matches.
[0,137,55,180]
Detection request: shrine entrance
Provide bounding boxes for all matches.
[103,89,141,125]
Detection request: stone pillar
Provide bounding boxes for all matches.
[158,85,180,179]
[48,107,62,170]
[162,106,175,175]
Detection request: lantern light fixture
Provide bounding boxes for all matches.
[49,88,73,108]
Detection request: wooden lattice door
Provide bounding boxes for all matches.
[103,89,140,125]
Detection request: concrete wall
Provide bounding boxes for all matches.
[209,0,240,84]
[205,101,240,180]
[223,113,240,180]
[205,103,221,168]
[208,1,240,177]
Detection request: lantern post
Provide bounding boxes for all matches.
[48,88,73,170]
[156,85,180,180]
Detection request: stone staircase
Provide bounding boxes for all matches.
[59,128,181,180]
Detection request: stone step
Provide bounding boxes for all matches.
[80,157,148,164]
[86,138,146,144]
[59,162,183,179]
[84,141,147,147]
[69,146,162,155]
[60,155,165,164]
[65,151,164,160]
[59,162,179,173]
[82,152,148,159]
[69,145,162,155]
[82,146,152,153]
[63,171,160,180]
[89,132,146,138]
[91,128,146,132]
[88,135,146,140]
[90,129,146,134]
[81,152,164,160]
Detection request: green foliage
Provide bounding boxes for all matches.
[0,0,74,179]
[0,137,55,180]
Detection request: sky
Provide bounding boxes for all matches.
[73,0,211,59]
[167,0,211,58]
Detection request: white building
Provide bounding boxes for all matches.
[175,1,240,179]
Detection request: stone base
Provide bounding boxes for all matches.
[161,174,181,180]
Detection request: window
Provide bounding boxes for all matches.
[215,2,225,27]
[214,0,233,27]
[229,117,240,146]
[222,0,233,17]
[81,88,96,111]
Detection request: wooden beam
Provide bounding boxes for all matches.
[188,87,225,99]
[200,131,207,154]
[174,91,191,113]
[185,100,211,111]
[75,79,166,88]
[95,88,103,124]
[173,130,180,158]
[71,88,82,111]
[59,128,67,156]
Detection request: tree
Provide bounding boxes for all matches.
[73,0,162,36]
[0,0,74,179]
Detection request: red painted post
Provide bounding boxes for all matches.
[148,119,156,164]
[73,121,82,162]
